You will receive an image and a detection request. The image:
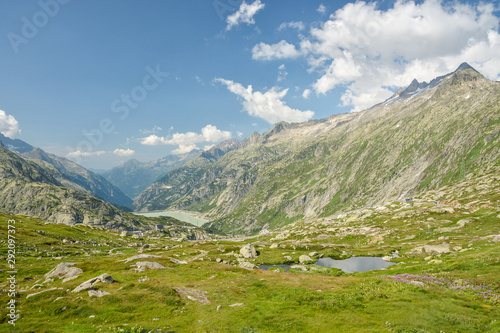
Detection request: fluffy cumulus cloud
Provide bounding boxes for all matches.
[252,40,302,61]
[140,125,232,154]
[0,110,20,138]
[226,0,265,31]
[113,148,135,157]
[278,21,305,32]
[253,0,500,111]
[302,89,311,99]
[215,78,314,124]
[172,144,199,155]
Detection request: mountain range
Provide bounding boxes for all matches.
[102,151,199,199]
[0,134,132,208]
[131,64,500,234]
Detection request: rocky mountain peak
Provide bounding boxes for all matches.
[387,62,483,103]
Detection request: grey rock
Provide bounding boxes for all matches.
[299,255,314,264]
[290,265,308,271]
[72,273,114,293]
[88,290,110,297]
[133,261,166,270]
[238,261,257,270]
[240,244,258,258]
[123,254,162,263]
[44,262,83,282]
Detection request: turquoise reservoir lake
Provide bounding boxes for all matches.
[135,211,208,227]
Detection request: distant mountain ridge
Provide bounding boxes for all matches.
[102,150,200,199]
[0,134,132,207]
[132,64,500,234]
[0,144,143,229]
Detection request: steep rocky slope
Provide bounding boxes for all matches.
[133,65,500,234]
[0,134,133,207]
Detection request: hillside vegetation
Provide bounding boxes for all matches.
[134,67,500,234]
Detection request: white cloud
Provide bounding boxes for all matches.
[252,40,302,61]
[201,124,232,142]
[278,21,305,32]
[302,89,311,99]
[113,148,135,157]
[0,110,20,138]
[195,75,205,86]
[277,64,288,81]
[140,126,162,134]
[226,0,265,31]
[141,132,203,146]
[66,150,106,158]
[317,4,326,14]
[172,144,199,155]
[215,78,315,124]
[203,144,215,151]
[253,0,500,112]
[140,125,232,154]
[237,131,244,137]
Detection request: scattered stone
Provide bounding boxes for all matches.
[168,257,188,264]
[299,255,314,264]
[492,235,500,243]
[120,231,132,237]
[228,303,245,307]
[138,276,151,283]
[216,305,222,311]
[381,256,392,262]
[284,256,292,261]
[238,261,257,270]
[173,287,210,304]
[428,259,443,265]
[272,231,291,241]
[122,254,162,263]
[456,218,474,228]
[26,287,63,299]
[290,265,307,271]
[216,258,222,263]
[423,243,451,254]
[88,290,110,297]
[72,273,114,293]
[309,252,319,257]
[269,243,280,249]
[240,244,258,258]
[133,261,166,270]
[44,262,83,283]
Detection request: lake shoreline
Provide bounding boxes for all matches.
[133,209,210,227]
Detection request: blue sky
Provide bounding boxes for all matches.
[0,0,499,169]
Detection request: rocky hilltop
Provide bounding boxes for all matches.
[0,134,133,207]
[133,64,500,234]
[0,144,209,238]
